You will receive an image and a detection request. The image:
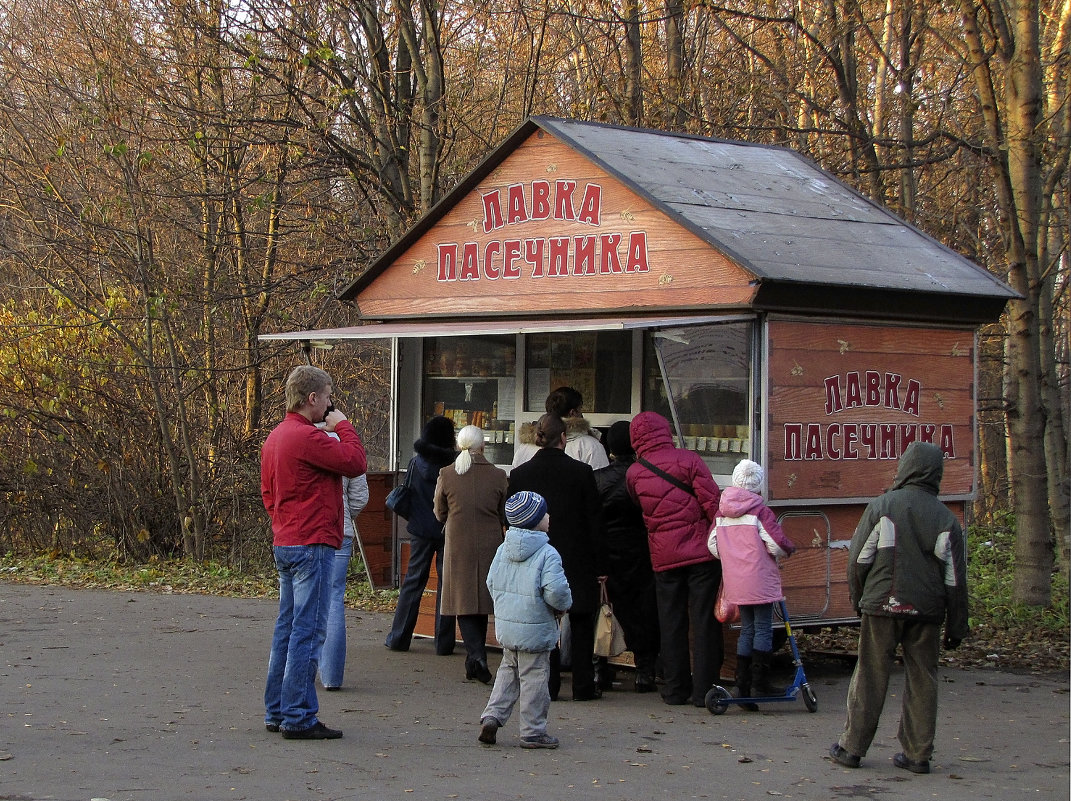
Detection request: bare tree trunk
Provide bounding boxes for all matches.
[665,0,685,128]
[961,0,1054,604]
[396,0,445,212]
[623,0,643,126]
[976,327,1009,522]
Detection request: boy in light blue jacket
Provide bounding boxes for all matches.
[478,491,572,749]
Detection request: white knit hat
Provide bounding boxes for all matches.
[732,459,764,493]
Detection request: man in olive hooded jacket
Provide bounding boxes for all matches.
[830,442,969,775]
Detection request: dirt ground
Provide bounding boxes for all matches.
[1,582,1067,801]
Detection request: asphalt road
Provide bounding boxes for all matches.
[1,582,1067,801]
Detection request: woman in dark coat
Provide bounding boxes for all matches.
[593,420,660,692]
[507,413,603,701]
[434,425,508,683]
[384,415,458,655]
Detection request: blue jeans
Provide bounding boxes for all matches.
[264,544,334,732]
[319,535,353,688]
[737,602,774,656]
[384,536,456,654]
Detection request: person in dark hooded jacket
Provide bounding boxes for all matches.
[593,420,659,692]
[625,411,723,706]
[384,416,458,655]
[829,441,969,775]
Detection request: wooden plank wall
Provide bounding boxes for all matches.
[767,319,976,502]
[354,473,397,589]
[356,132,757,319]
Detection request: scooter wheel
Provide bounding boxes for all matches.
[802,683,818,712]
[705,686,732,715]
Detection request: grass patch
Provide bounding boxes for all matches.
[0,552,399,613]
[967,516,1070,632]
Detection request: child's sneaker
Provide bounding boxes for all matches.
[520,733,559,749]
[478,717,500,745]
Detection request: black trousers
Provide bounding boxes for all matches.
[654,560,723,704]
[549,609,597,699]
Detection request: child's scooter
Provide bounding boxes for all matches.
[704,598,818,714]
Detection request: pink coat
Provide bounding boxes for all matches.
[708,486,795,605]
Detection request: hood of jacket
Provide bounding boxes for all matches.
[414,437,457,472]
[718,485,764,518]
[501,526,550,562]
[629,411,674,456]
[565,416,600,442]
[889,441,943,495]
[516,421,538,446]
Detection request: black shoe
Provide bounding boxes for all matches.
[829,743,861,768]
[281,721,343,740]
[572,686,602,701]
[265,722,281,733]
[893,752,930,774]
[478,717,500,745]
[465,657,493,684]
[634,676,656,693]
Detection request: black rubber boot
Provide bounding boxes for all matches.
[734,655,760,711]
[751,650,779,696]
[633,652,657,693]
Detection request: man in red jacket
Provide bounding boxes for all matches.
[262,365,366,740]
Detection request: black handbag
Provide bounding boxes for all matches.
[385,458,415,518]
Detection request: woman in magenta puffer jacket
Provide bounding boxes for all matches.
[625,411,723,706]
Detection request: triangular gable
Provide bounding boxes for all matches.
[351,129,757,320]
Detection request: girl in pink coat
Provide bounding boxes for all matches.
[707,460,795,706]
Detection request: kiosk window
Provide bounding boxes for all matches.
[422,335,517,463]
[643,322,753,474]
[524,331,632,414]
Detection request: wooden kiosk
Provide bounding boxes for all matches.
[264,116,1015,642]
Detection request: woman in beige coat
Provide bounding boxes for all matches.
[434,425,509,683]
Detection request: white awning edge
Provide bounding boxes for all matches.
[259,314,749,342]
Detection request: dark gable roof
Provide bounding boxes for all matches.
[340,116,1016,322]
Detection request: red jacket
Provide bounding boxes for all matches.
[625,412,721,572]
[261,413,367,548]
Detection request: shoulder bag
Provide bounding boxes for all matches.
[637,456,696,497]
[385,458,416,519]
[593,581,628,658]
